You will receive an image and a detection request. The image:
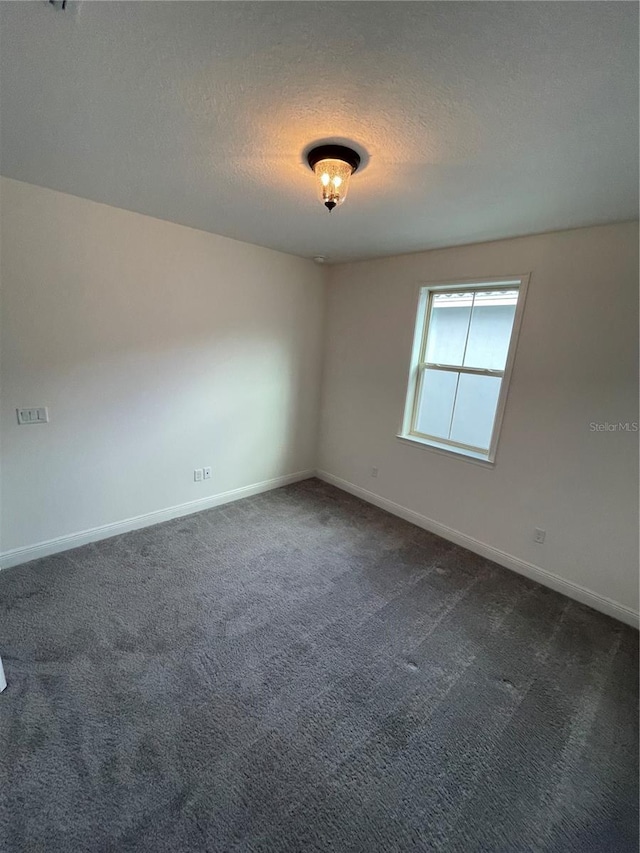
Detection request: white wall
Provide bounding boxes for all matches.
[0,178,325,556]
[318,223,639,623]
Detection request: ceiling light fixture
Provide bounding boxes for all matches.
[307,144,361,212]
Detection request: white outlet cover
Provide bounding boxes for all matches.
[194,468,203,482]
[203,467,212,480]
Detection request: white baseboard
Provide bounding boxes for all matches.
[316,470,639,629]
[4,466,637,629]
[0,469,315,571]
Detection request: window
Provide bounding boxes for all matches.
[399,277,528,463]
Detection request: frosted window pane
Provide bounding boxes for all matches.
[449,373,502,450]
[425,294,473,365]
[464,295,517,370]
[415,369,458,439]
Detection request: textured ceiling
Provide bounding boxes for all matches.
[1,1,637,262]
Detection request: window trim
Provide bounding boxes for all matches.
[398,274,530,465]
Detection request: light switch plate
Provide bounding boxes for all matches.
[17,407,49,425]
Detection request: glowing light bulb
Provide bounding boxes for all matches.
[312,159,354,211]
[307,145,361,211]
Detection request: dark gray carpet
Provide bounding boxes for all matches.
[0,478,637,852]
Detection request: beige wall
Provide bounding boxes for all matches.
[318,223,639,622]
[0,178,325,556]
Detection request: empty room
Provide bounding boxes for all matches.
[0,2,638,851]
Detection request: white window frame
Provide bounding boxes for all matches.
[398,275,529,465]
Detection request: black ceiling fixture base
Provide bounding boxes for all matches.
[307,144,361,173]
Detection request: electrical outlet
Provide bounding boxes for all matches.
[194,468,203,482]
[371,467,379,478]
[203,467,212,480]
[534,528,546,544]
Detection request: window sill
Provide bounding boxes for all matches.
[396,433,496,467]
